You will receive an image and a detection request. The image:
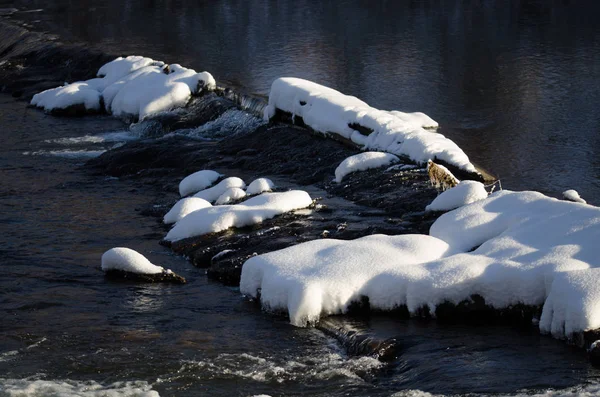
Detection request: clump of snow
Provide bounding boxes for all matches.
[563,189,586,204]
[425,181,488,212]
[263,77,477,174]
[31,55,216,120]
[31,82,102,113]
[241,234,452,326]
[163,197,212,224]
[193,177,246,203]
[386,110,439,129]
[101,247,164,275]
[241,189,600,337]
[165,191,312,242]
[540,269,600,339]
[215,187,247,205]
[334,152,399,183]
[179,170,222,197]
[247,178,275,195]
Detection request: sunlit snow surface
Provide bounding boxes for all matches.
[101,247,164,275]
[31,55,215,120]
[334,152,399,183]
[263,77,477,174]
[241,190,600,338]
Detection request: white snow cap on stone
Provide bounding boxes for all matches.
[263,77,476,174]
[101,247,164,275]
[31,82,102,113]
[31,55,216,120]
[562,189,586,204]
[425,181,488,212]
[163,197,212,224]
[165,191,312,241]
[193,177,246,203]
[247,178,276,195]
[241,189,600,338]
[179,170,222,197]
[215,187,247,205]
[335,152,399,183]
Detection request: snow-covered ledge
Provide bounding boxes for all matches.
[263,77,485,182]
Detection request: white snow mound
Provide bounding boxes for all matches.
[31,82,102,113]
[31,55,216,120]
[241,190,600,337]
[425,180,488,212]
[165,191,312,242]
[101,247,164,275]
[247,178,276,195]
[563,189,586,204]
[193,177,246,203]
[215,187,247,205]
[163,197,212,224]
[335,152,399,183]
[263,77,476,174]
[179,170,222,197]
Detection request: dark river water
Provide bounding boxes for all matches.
[2,1,600,396]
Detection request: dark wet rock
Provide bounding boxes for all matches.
[103,269,186,284]
[588,340,600,367]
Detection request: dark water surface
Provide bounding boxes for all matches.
[2,1,600,396]
[4,0,600,202]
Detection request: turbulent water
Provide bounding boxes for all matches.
[2,1,600,396]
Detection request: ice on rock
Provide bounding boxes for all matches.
[263,77,477,174]
[247,178,276,195]
[31,82,102,113]
[31,55,216,120]
[425,180,488,212]
[179,170,222,197]
[215,187,247,205]
[335,152,399,183]
[101,247,164,275]
[165,191,313,242]
[163,197,212,224]
[241,190,600,337]
[193,177,246,203]
[563,189,586,204]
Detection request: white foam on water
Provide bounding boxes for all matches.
[0,378,159,397]
[22,150,107,159]
[390,382,600,397]
[45,131,138,145]
[175,109,265,140]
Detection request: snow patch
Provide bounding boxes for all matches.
[425,181,488,212]
[165,191,312,242]
[246,178,275,195]
[31,82,101,113]
[563,189,586,204]
[193,177,246,203]
[335,152,399,183]
[101,247,164,275]
[179,170,222,197]
[264,77,476,174]
[163,197,212,224]
[215,187,247,205]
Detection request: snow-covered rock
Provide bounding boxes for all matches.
[425,181,488,212]
[215,187,247,205]
[193,177,246,203]
[31,55,216,120]
[31,82,102,114]
[163,197,212,224]
[101,247,164,274]
[247,178,275,195]
[563,189,586,204]
[334,152,399,183]
[263,77,477,174]
[165,191,312,242]
[240,190,600,337]
[179,170,222,197]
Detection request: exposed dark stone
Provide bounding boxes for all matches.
[588,340,600,367]
[103,269,186,284]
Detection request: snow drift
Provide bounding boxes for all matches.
[263,77,477,175]
[241,190,600,339]
[335,152,399,183]
[101,247,164,275]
